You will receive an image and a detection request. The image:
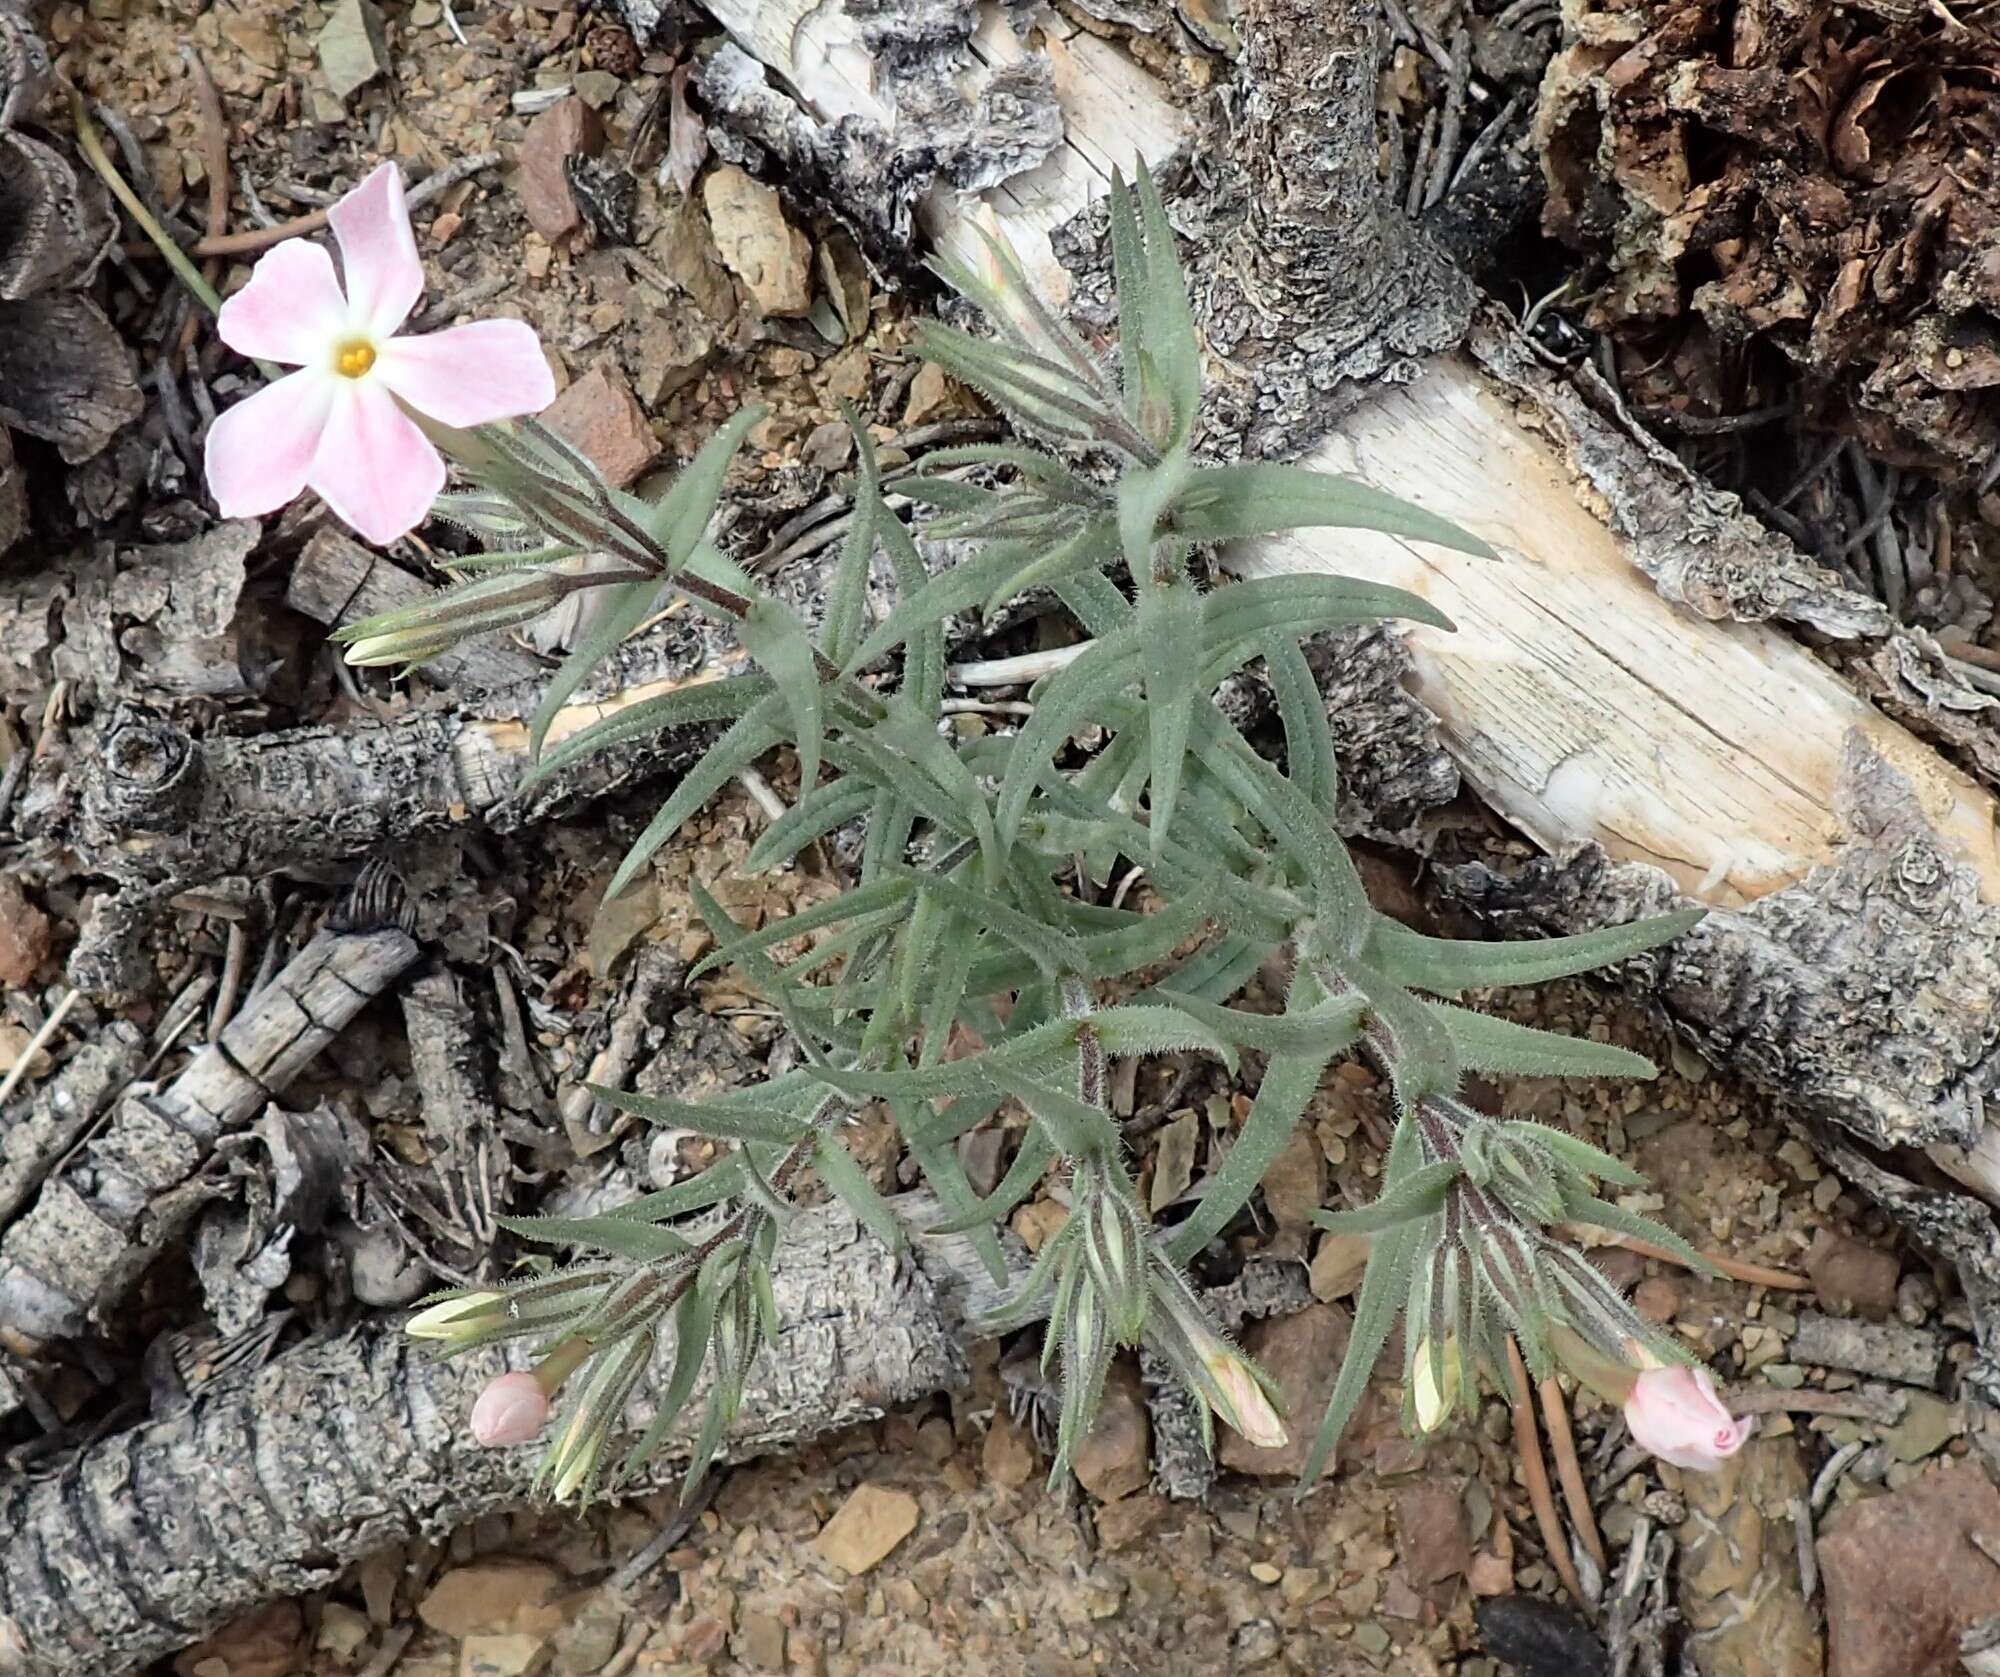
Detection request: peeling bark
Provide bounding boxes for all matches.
[0,1194,1012,1677]
[0,880,420,1341]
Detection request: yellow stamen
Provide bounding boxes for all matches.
[335,339,377,379]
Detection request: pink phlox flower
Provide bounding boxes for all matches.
[203,162,553,545]
[1623,1365,1751,1471]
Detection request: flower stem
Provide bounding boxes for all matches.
[66,86,224,317]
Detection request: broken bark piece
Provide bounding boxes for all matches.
[0,879,420,1340]
[1536,0,2000,474]
[692,0,1068,274]
[0,1193,1014,1677]
[0,425,23,557]
[285,527,546,692]
[0,1021,146,1225]
[0,130,140,462]
[1789,1309,1945,1388]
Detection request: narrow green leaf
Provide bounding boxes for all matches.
[524,674,772,788]
[928,1119,1056,1234]
[1313,1160,1462,1235]
[1365,909,1707,998]
[813,1133,904,1252]
[527,576,662,760]
[739,597,825,794]
[822,408,881,666]
[744,777,872,875]
[1157,990,1366,1056]
[1503,1120,1646,1188]
[1170,461,1496,558]
[1201,572,1453,643]
[1137,576,1202,853]
[601,697,787,901]
[994,628,1143,847]
[688,876,915,981]
[1263,635,1339,821]
[495,1212,692,1263]
[588,1086,814,1146]
[1434,1003,1659,1080]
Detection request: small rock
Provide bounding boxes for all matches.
[1218,1304,1350,1481]
[981,1413,1038,1489]
[1011,1197,1067,1253]
[1885,1392,1961,1463]
[1791,1310,1941,1386]
[1475,1596,1608,1677]
[703,165,811,316]
[1095,1493,1168,1550]
[1073,1358,1151,1502]
[419,1559,563,1640]
[1806,1231,1901,1321]
[631,311,715,406]
[1308,1231,1370,1302]
[0,875,51,986]
[460,1634,547,1677]
[517,97,604,246]
[1260,1127,1324,1232]
[1632,1275,1681,1324]
[733,1612,786,1672]
[544,363,660,489]
[1397,1481,1471,1587]
[812,1484,920,1575]
[317,1603,372,1664]
[1897,1271,1939,1326]
[1820,1459,2000,1677]
[1676,1433,1822,1677]
[573,69,622,109]
[900,361,956,427]
[553,1598,624,1676]
[1467,1551,1513,1596]
[173,1603,304,1677]
[1150,1111,1200,1212]
[317,0,389,101]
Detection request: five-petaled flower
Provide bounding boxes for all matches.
[203,163,554,545]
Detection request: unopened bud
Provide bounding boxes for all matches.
[1199,1339,1288,1450]
[1411,1335,1463,1433]
[471,1371,550,1446]
[406,1291,508,1342]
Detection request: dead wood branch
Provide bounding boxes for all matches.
[0,1194,1013,1677]
[693,0,2000,1388]
[0,878,420,1340]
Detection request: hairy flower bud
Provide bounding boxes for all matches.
[1410,1335,1461,1434]
[1624,1366,1750,1472]
[406,1290,509,1342]
[471,1371,551,1446]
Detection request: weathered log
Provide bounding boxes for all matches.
[693,0,2000,1383]
[0,877,420,1340]
[0,1194,1011,1677]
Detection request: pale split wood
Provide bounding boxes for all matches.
[697,0,1188,299]
[703,0,2000,1210]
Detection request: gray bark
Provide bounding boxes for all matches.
[0,1194,1012,1677]
[0,885,420,1341]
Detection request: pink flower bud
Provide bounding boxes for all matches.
[1623,1366,1750,1471]
[471,1371,551,1447]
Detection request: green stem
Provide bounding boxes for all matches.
[67,87,224,317]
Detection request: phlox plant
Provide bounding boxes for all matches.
[204,159,1742,1503]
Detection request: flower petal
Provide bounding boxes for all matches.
[309,378,446,545]
[374,319,556,428]
[328,162,424,339]
[203,370,338,519]
[216,238,350,367]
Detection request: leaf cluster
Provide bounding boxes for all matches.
[382,165,1703,1502]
